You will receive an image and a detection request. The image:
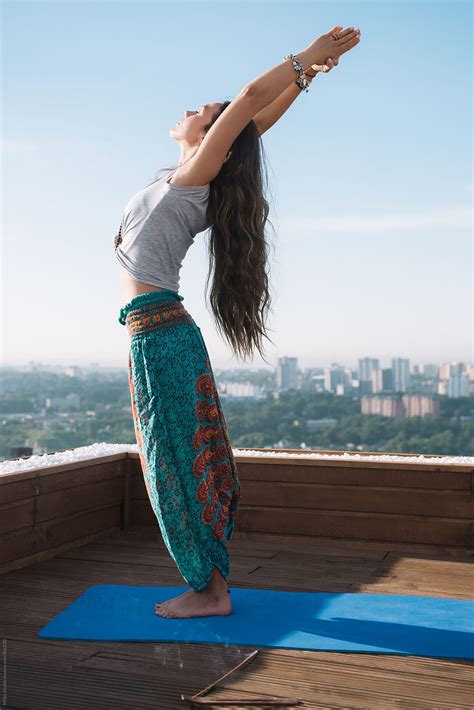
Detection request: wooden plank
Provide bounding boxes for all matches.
[0,475,36,504]
[261,646,474,682]
[212,655,474,709]
[98,534,278,560]
[55,542,183,567]
[0,453,128,482]
[122,456,132,530]
[119,522,473,559]
[0,527,120,576]
[234,446,474,472]
[37,504,122,550]
[36,476,123,523]
[129,456,472,493]
[241,481,474,519]
[0,638,245,710]
[236,506,471,547]
[351,557,474,598]
[2,648,199,709]
[353,581,472,600]
[0,505,122,566]
[19,555,255,589]
[235,460,472,490]
[0,498,35,535]
[0,459,125,572]
[37,459,125,494]
[134,498,474,549]
[376,555,474,576]
[257,549,382,576]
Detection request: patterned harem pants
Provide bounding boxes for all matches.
[118,289,241,592]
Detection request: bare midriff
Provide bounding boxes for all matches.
[117,261,168,308]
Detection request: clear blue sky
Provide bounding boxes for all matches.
[2,1,472,370]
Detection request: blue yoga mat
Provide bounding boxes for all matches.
[37,585,474,659]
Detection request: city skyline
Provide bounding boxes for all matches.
[2,354,471,378]
[2,354,471,461]
[2,1,472,369]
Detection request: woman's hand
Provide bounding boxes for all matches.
[306,25,342,75]
[307,56,339,76]
[308,24,361,67]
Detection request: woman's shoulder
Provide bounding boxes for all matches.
[161,166,210,192]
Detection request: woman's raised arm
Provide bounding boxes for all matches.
[252,59,333,136]
[178,26,360,185]
[247,26,360,118]
[252,25,362,137]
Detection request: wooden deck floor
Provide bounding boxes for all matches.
[0,528,473,709]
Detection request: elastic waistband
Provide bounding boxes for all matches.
[118,289,184,326]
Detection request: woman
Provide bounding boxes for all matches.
[115,25,361,619]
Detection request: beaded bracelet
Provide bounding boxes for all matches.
[283,53,310,93]
[114,223,123,250]
[304,69,318,83]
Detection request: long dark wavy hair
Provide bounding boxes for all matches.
[150,100,276,364]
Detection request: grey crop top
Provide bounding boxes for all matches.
[114,170,210,291]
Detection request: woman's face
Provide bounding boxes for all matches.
[170,102,222,144]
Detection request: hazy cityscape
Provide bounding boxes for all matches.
[1,356,472,462]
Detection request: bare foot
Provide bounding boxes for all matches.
[155,585,229,608]
[155,567,231,618]
[155,588,231,618]
[156,588,193,607]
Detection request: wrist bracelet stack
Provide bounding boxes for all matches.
[283,53,317,92]
[114,223,123,251]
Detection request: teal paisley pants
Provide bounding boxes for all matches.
[118,289,241,592]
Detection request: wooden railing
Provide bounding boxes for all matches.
[1,448,472,574]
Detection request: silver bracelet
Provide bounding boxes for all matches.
[283,53,310,93]
[113,223,123,250]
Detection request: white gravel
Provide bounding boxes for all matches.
[0,442,472,475]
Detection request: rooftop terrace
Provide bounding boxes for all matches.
[0,447,473,709]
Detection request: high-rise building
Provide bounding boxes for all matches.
[446,363,470,398]
[422,364,439,378]
[324,363,346,393]
[358,357,380,381]
[276,357,299,392]
[391,358,411,393]
[372,368,393,393]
